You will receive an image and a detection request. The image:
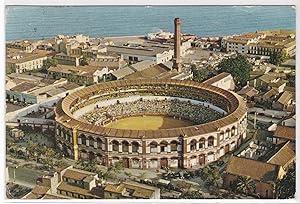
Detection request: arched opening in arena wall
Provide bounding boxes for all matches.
[199,154,205,166]
[225,144,230,153]
[160,158,168,168]
[160,141,168,153]
[96,138,103,150]
[190,139,197,151]
[199,138,205,149]
[122,157,130,168]
[150,141,158,153]
[170,140,178,152]
[96,153,103,164]
[88,136,95,148]
[122,141,129,152]
[208,136,214,147]
[131,158,140,168]
[132,141,139,153]
[207,151,215,163]
[219,146,225,157]
[112,140,119,152]
[88,151,95,161]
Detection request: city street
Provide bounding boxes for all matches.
[248,113,280,123]
[7,166,44,188]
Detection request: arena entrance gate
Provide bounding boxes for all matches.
[122,158,130,168]
[160,158,168,168]
[199,154,205,166]
[225,144,230,153]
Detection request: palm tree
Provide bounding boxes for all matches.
[43,148,56,170]
[138,172,147,180]
[124,171,133,180]
[276,165,295,199]
[236,176,256,196]
[26,141,39,160]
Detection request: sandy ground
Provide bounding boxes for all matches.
[105,115,195,130]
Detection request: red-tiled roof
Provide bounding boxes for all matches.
[273,125,295,141]
[226,156,280,182]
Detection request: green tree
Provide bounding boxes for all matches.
[124,171,133,179]
[180,191,204,199]
[44,58,58,69]
[201,165,221,188]
[26,141,39,160]
[218,55,251,87]
[112,161,123,174]
[43,148,56,170]
[269,51,288,66]
[235,176,256,196]
[6,66,16,74]
[286,74,295,87]
[277,165,295,199]
[191,65,209,82]
[138,172,147,180]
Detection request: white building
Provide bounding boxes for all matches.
[203,72,235,91]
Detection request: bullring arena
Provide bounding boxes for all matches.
[54,79,247,169]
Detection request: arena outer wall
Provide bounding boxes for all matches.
[54,79,247,169]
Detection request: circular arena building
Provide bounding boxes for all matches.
[54,79,247,169]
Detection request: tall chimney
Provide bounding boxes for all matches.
[173,17,182,72]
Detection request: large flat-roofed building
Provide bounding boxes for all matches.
[6,77,82,104]
[107,43,174,64]
[106,39,191,64]
[6,48,53,73]
[48,64,115,85]
[104,181,160,199]
[222,30,296,57]
[53,53,82,67]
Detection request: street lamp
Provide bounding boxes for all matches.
[13,165,18,183]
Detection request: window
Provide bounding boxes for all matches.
[208,136,214,147]
[199,138,205,149]
[122,141,129,152]
[160,142,167,152]
[170,141,177,151]
[132,142,139,153]
[190,140,197,151]
[265,190,269,197]
[112,140,119,152]
[150,142,158,153]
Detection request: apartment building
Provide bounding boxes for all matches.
[48,64,113,85]
[53,53,82,67]
[6,48,52,73]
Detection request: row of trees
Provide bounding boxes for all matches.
[75,159,124,181]
[25,141,63,170]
